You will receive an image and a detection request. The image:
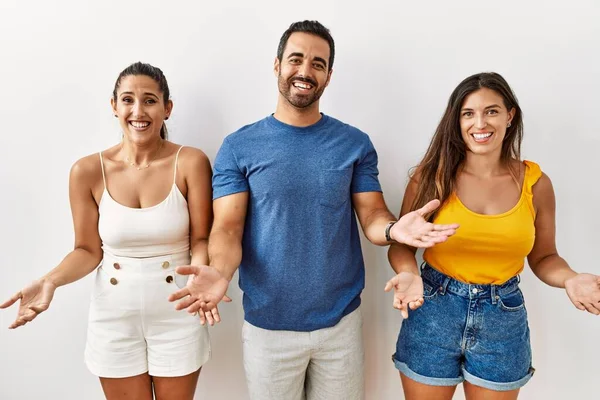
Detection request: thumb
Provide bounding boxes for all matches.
[0,291,22,309]
[416,199,441,217]
[384,277,397,292]
[175,265,201,276]
[223,295,233,303]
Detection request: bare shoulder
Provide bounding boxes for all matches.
[532,172,555,212]
[70,152,103,185]
[532,172,553,195]
[177,145,211,173]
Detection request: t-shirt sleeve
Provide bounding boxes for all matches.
[351,137,382,193]
[212,138,249,200]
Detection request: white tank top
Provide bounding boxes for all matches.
[98,146,190,258]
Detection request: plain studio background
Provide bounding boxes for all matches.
[0,1,598,399]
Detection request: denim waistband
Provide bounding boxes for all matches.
[421,263,520,300]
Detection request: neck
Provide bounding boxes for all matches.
[462,151,505,178]
[121,136,163,165]
[273,96,322,127]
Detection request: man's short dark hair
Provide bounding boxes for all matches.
[277,20,335,71]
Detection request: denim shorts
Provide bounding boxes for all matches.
[392,263,535,391]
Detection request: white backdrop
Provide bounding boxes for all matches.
[0,1,598,399]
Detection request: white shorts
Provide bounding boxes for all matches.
[242,307,364,400]
[85,251,210,378]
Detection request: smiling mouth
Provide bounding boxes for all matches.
[129,121,150,129]
[471,132,493,142]
[292,81,314,90]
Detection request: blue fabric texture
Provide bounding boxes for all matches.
[392,264,535,391]
[213,114,382,331]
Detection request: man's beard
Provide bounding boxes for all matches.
[277,73,325,109]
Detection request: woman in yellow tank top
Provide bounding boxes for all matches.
[385,72,600,400]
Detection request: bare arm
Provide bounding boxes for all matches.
[527,173,600,315]
[209,192,248,281]
[182,148,213,268]
[527,173,576,287]
[1,156,103,328]
[352,191,396,246]
[388,179,419,276]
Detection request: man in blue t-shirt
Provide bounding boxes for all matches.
[170,20,457,400]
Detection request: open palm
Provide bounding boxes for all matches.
[168,264,231,318]
[384,272,424,319]
[391,199,458,248]
[0,279,56,329]
[565,273,600,315]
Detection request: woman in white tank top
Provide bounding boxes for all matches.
[0,62,219,400]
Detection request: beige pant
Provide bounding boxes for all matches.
[242,307,364,400]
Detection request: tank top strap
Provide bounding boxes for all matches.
[522,160,542,217]
[98,152,107,189]
[173,146,185,183]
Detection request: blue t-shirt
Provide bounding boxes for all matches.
[212,114,382,331]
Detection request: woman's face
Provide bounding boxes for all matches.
[111,75,172,145]
[459,87,515,158]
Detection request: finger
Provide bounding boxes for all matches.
[0,291,23,309]
[174,265,201,276]
[406,239,436,249]
[187,300,204,314]
[168,287,191,302]
[198,309,207,325]
[223,295,232,303]
[416,199,441,217]
[584,303,600,315]
[174,296,196,311]
[384,279,397,292]
[28,304,49,314]
[432,223,460,231]
[211,308,221,323]
[202,303,215,326]
[400,303,409,319]
[422,230,456,238]
[572,301,586,311]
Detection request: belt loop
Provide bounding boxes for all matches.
[491,285,498,304]
[440,276,450,295]
[517,274,521,284]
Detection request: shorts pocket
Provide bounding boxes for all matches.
[91,266,113,301]
[422,280,439,300]
[320,168,352,208]
[498,289,526,312]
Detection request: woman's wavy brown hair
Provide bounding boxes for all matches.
[410,72,523,219]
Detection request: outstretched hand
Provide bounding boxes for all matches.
[391,199,458,248]
[565,273,600,315]
[168,264,232,326]
[0,279,56,329]
[384,272,424,319]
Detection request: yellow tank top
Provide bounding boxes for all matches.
[423,160,542,284]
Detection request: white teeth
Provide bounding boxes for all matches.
[473,133,492,140]
[293,82,312,89]
[130,121,150,128]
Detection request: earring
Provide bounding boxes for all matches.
[114,115,118,118]
[165,117,169,120]
[507,122,511,127]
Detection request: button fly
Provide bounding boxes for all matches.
[166,275,174,283]
[110,278,118,285]
[113,263,121,270]
[472,288,478,294]
[162,261,170,269]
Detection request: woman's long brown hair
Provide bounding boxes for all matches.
[410,72,524,219]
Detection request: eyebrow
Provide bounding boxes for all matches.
[461,104,502,111]
[120,91,159,99]
[287,52,328,68]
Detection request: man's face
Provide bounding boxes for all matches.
[275,32,332,109]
